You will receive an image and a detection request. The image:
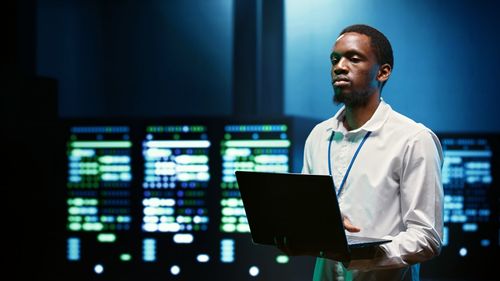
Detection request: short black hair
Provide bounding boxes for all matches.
[339,24,394,70]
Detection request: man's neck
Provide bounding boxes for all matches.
[343,94,381,131]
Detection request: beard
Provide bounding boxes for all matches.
[333,87,372,107]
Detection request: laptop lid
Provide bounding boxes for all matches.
[235,171,351,260]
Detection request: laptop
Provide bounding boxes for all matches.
[235,171,391,262]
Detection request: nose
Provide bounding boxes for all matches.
[333,57,348,75]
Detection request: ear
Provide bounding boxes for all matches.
[377,63,392,83]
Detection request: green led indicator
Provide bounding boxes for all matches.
[68,216,82,222]
[117,216,128,223]
[222,217,237,223]
[97,233,117,242]
[120,254,132,261]
[224,140,291,148]
[276,255,289,264]
[68,198,98,206]
[82,222,104,231]
[68,222,82,231]
[71,141,132,148]
[193,126,204,132]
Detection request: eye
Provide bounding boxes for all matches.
[350,56,361,63]
[331,56,340,65]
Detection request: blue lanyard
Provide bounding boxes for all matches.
[328,130,371,197]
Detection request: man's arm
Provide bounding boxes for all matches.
[301,133,313,174]
[347,129,444,270]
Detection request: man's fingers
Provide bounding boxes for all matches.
[343,217,361,232]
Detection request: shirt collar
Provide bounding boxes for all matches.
[326,99,392,135]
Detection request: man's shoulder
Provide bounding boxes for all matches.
[304,116,336,145]
[309,116,336,135]
[387,107,430,134]
[312,116,336,131]
[386,107,439,145]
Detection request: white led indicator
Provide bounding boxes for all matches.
[249,266,260,277]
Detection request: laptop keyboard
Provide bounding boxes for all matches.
[346,235,368,244]
[346,235,390,246]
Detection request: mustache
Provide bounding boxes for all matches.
[332,75,350,83]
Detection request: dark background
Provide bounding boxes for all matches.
[3,0,500,280]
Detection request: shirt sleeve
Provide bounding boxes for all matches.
[347,129,444,271]
[302,132,313,174]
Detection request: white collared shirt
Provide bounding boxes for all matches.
[303,100,444,281]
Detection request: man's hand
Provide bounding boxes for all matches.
[342,216,385,262]
[343,216,361,232]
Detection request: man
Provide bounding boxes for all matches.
[302,24,444,280]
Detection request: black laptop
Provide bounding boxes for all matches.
[235,171,391,262]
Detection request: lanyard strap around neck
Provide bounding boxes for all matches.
[328,130,371,197]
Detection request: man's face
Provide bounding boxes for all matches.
[330,32,381,107]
